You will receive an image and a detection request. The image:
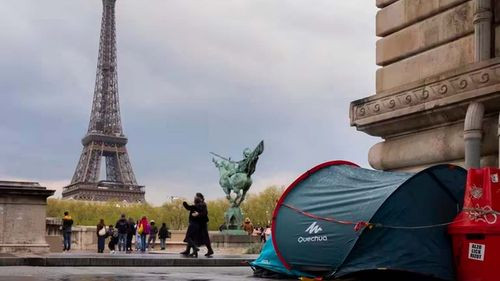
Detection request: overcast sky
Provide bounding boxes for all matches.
[0,0,379,205]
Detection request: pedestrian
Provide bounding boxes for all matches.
[96,219,107,253]
[137,216,150,252]
[218,223,226,232]
[264,225,272,241]
[252,226,260,237]
[158,223,170,250]
[115,214,129,252]
[126,217,136,253]
[242,217,254,235]
[195,193,214,257]
[260,227,266,243]
[107,225,118,254]
[180,195,202,257]
[148,220,158,250]
[62,211,73,252]
[135,220,141,251]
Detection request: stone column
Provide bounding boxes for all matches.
[464,102,485,168]
[0,181,55,255]
[464,0,493,168]
[474,0,492,62]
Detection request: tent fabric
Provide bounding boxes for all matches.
[271,161,466,281]
[250,236,314,279]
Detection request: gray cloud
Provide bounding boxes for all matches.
[0,0,379,204]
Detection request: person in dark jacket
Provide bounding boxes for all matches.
[196,193,214,257]
[96,219,106,253]
[158,223,170,250]
[148,221,158,250]
[62,211,74,251]
[126,217,135,253]
[181,196,203,257]
[115,214,129,252]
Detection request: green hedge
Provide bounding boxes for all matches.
[48,185,283,231]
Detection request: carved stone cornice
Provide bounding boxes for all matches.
[350,57,500,137]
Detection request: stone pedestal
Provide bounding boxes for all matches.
[223,207,244,231]
[210,232,260,248]
[0,181,54,255]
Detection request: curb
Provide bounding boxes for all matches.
[0,256,255,267]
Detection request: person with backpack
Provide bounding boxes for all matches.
[62,211,74,252]
[115,214,129,252]
[158,223,170,250]
[137,216,150,252]
[96,219,107,253]
[107,225,118,254]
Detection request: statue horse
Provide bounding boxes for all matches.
[212,141,264,230]
[213,158,252,207]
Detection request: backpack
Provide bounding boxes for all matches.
[98,226,106,237]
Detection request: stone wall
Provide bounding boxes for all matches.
[0,181,54,255]
[46,225,188,252]
[45,223,259,253]
[350,0,500,171]
[376,0,474,92]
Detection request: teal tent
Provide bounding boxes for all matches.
[251,236,314,279]
[271,161,466,280]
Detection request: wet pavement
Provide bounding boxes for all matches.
[0,266,287,281]
[0,252,257,267]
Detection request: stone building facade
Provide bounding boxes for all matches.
[0,181,54,254]
[351,0,500,171]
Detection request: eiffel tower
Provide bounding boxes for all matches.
[62,0,145,202]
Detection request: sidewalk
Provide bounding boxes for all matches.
[0,251,257,267]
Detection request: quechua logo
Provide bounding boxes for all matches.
[305,221,323,234]
[298,221,327,243]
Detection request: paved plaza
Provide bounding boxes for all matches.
[0,266,270,281]
[0,252,257,267]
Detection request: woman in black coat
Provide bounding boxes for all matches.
[195,193,213,257]
[181,196,203,257]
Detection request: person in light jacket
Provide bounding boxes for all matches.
[148,220,158,250]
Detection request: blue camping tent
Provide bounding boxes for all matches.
[271,161,466,280]
[251,236,314,279]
